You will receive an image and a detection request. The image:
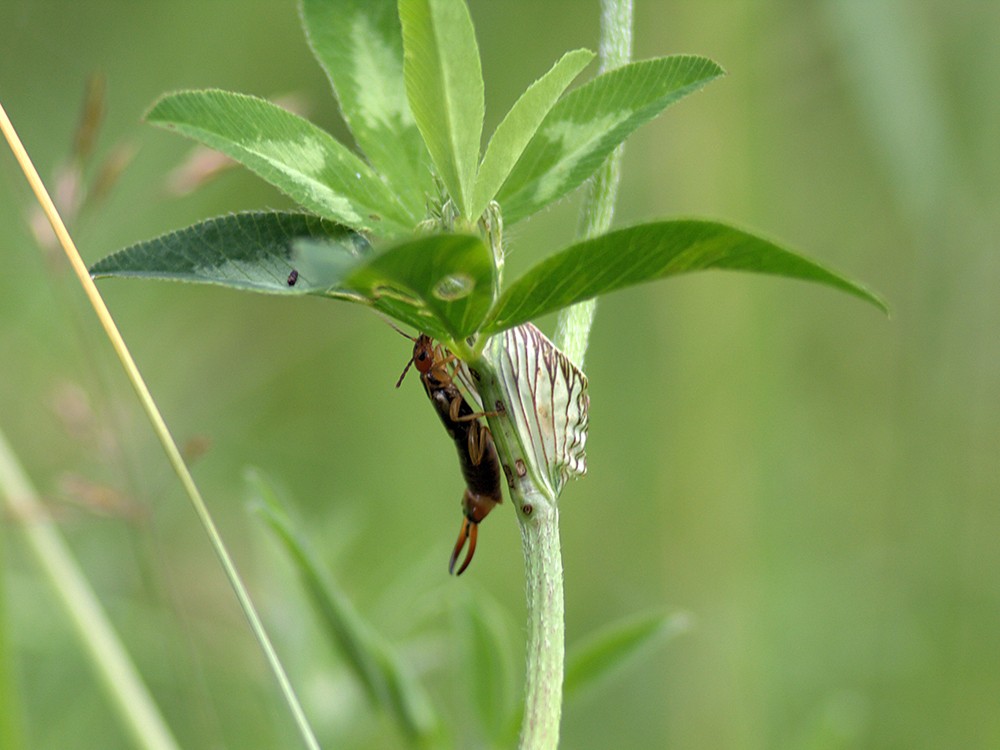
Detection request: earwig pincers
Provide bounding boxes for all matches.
[395,331,503,575]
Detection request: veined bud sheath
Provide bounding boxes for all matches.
[462,323,589,500]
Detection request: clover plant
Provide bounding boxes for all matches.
[89,0,885,747]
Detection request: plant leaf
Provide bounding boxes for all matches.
[89,211,369,294]
[399,0,484,218]
[451,589,517,742]
[483,220,888,333]
[296,231,496,340]
[247,469,440,745]
[469,48,594,218]
[564,611,692,699]
[496,56,725,225]
[300,0,434,216]
[146,90,416,234]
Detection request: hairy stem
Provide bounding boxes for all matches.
[517,500,565,749]
[466,347,563,749]
[484,3,632,748]
[555,0,633,368]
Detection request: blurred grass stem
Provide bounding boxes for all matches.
[0,100,320,750]
[555,0,633,368]
[0,427,179,750]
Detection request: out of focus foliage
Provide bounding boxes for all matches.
[1,1,997,748]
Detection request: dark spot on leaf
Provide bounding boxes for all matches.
[287,269,298,286]
[515,459,527,477]
[522,503,533,517]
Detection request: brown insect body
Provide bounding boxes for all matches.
[398,334,503,575]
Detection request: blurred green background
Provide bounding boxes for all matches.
[2,1,998,748]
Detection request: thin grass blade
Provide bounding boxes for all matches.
[564,611,692,699]
[451,589,517,742]
[0,427,180,750]
[248,470,440,746]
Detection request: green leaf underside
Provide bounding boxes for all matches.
[496,56,725,225]
[484,220,888,332]
[400,0,484,218]
[247,470,439,743]
[300,0,435,216]
[89,212,368,294]
[470,48,594,218]
[297,232,495,340]
[146,90,415,234]
[564,611,691,699]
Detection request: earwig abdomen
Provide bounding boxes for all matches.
[400,334,503,575]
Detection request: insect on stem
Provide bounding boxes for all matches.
[394,330,503,574]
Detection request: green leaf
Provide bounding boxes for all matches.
[564,611,692,699]
[469,48,594,218]
[451,589,517,742]
[300,0,435,215]
[496,56,725,225]
[247,469,440,745]
[399,0,484,218]
[298,232,495,340]
[146,90,416,234]
[89,211,368,294]
[484,220,888,333]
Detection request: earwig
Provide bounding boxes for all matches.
[395,331,503,575]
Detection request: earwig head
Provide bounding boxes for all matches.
[395,333,436,388]
[411,335,436,374]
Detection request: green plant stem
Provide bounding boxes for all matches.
[484,3,632,747]
[0,426,179,750]
[466,351,563,749]
[517,500,564,749]
[555,0,633,368]
[0,100,320,750]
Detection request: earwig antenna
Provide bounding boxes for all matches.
[376,311,416,342]
[395,356,415,388]
[375,312,419,387]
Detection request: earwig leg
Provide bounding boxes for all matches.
[449,517,478,576]
[467,423,486,466]
[431,350,458,382]
[448,394,500,423]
